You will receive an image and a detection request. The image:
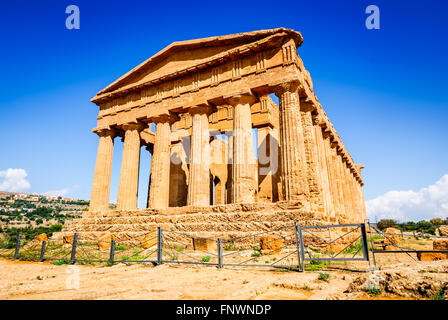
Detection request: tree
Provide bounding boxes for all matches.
[430,218,443,226]
[416,220,436,235]
[377,219,398,230]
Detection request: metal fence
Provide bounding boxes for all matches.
[0,222,379,271]
[367,222,448,264]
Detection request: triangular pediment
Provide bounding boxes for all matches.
[92,28,302,103]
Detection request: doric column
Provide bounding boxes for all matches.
[322,132,340,218]
[117,122,144,211]
[358,182,367,222]
[148,114,178,208]
[226,92,257,204]
[330,141,346,219]
[313,116,335,220]
[274,81,309,202]
[336,149,352,221]
[187,105,213,206]
[257,126,280,202]
[301,101,323,211]
[89,128,116,213]
[341,159,355,221]
[355,164,367,222]
[350,168,361,222]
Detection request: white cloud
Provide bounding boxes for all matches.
[43,188,69,197]
[366,174,448,222]
[0,168,31,192]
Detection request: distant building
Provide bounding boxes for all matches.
[29,197,39,202]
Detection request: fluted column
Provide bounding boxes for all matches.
[274,81,309,202]
[89,129,116,213]
[148,115,177,208]
[301,102,323,211]
[342,159,355,221]
[330,141,346,219]
[323,132,341,218]
[358,182,367,221]
[226,92,257,203]
[335,149,352,221]
[349,168,361,222]
[313,117,335,220]
[187,106,212,206]
[117,122,144,211]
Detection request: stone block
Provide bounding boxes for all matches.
[433,240,448,258]
[97,233,113,251]
[192,238,216,252]
[35,233,48,242]
[63,235,74,245]
[142,233,158,249]
[438,225,448,237]
[260,235,283,255]
[417,252,447,261]
[383,227,402,245]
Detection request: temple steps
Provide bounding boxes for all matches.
[53,201,338,244]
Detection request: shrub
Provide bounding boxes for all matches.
[377,219,397,231]
[431,287,446,300]
[366,287,382,296]
[201,256,211,262]
[318,272,330,282]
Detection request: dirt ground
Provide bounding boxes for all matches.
[0,257,446,300]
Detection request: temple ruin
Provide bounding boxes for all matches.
[59,28,367,241]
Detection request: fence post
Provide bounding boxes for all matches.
[360,223,370,262]
[422,230,425,238]
[70,233,78,264]
[157,227,163,265]
[40,241,47,262]
[401,229,404,239]
[294,222,303,272]
[14,234,22,259]
[297,222,305,272]
[367,222,377,267]
[217,238,223,268]
[413,231,416,238]
[109,240,115,265]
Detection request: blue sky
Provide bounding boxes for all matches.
[0,1,447,221]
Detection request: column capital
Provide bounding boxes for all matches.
[273,80,301,96]
[122,122,145,132]
[150,112,180,124]
[92,127,116,138]
[224,90,256,106]
[312,114,326,127]
[187,104,215,116]
[299,97,316,112]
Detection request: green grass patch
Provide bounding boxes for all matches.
[318,272,330,282]
[52,259,70,265]
[201,256,211,262]
[365,287,382,296]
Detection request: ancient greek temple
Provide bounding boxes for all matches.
[88,28,366,224]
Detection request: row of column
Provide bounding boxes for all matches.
[307,116,366,223]
[89,80,366,223]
